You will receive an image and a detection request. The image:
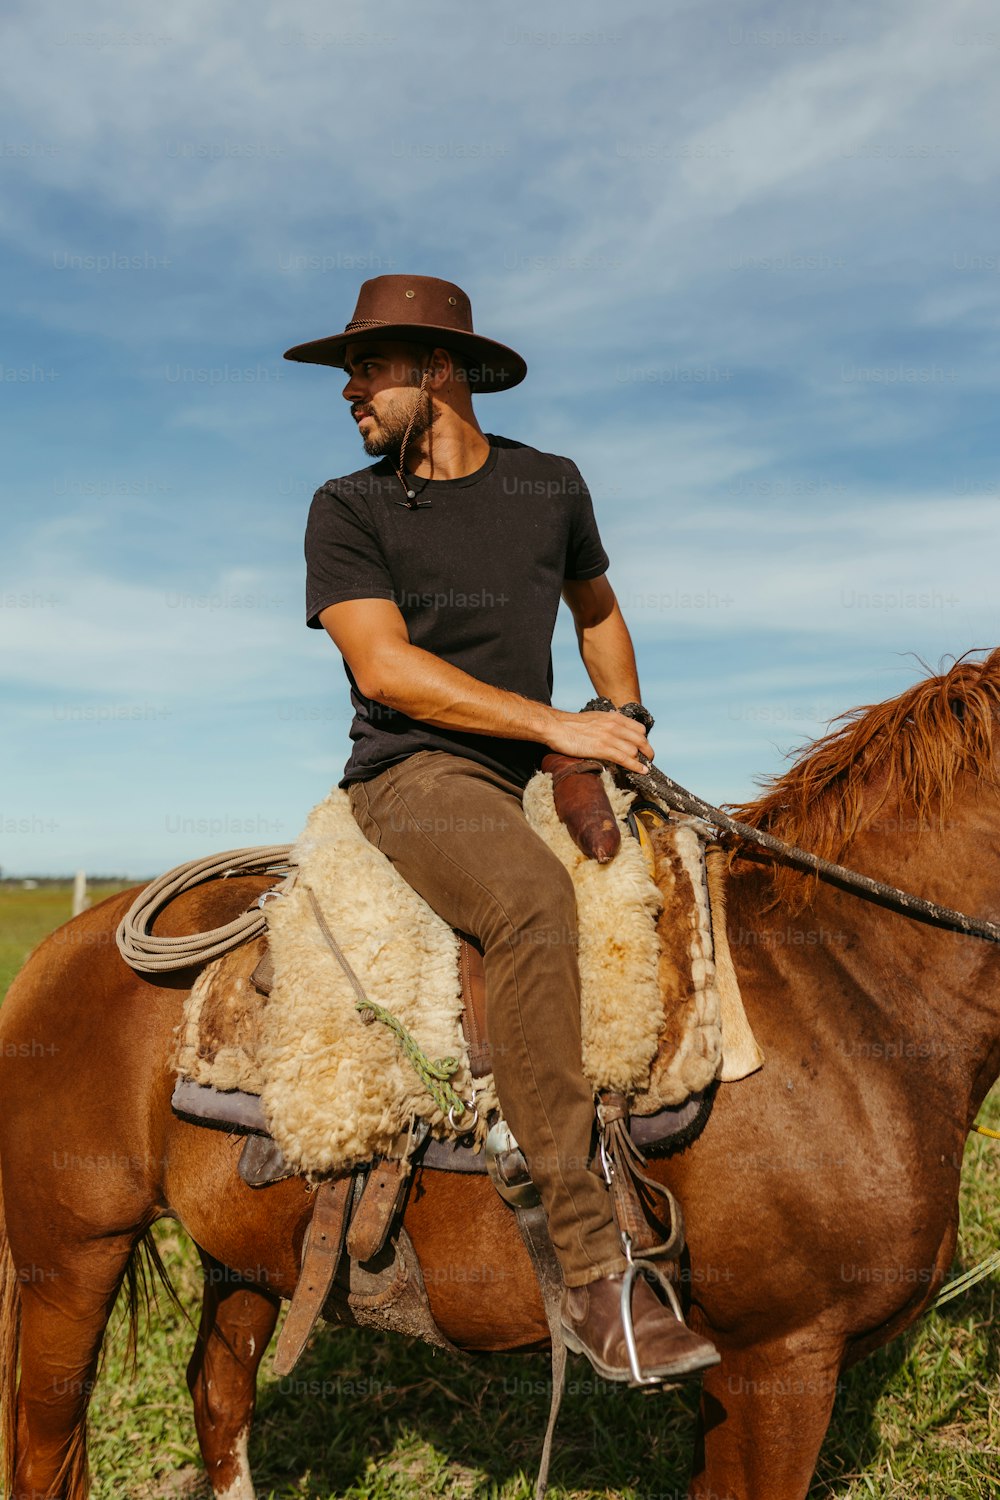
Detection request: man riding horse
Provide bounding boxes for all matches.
[285,274,719,1384]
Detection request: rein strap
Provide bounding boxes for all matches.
[583,700,1000,945]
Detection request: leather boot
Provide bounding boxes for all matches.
[561,1271,720,1383]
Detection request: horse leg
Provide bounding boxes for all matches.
[689,1335,844,1500]
[11,1233,136,1500]
[186,1251,280,1500]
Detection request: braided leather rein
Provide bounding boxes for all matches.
[584,698,1000,946]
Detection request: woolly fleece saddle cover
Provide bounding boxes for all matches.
[176,771,755,1177]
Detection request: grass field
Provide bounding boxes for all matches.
[1,885,998,1498]
[0,883,135,997]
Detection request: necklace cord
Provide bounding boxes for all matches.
[395,362,432,504]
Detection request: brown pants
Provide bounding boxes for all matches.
[348,749,627,1286]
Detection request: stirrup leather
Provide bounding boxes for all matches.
[597,1091,685,1260]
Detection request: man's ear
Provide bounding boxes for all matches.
[430,346,476,406]
[427,346,454,388]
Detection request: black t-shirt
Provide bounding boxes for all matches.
[304,434,610,788]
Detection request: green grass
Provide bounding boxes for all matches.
[3,891,999,1497]
[0,882,132,996]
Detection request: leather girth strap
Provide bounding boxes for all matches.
[514,1203,568,1500]
[272,1174,353,1376]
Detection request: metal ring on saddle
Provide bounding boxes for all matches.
[447,1101,479,1132]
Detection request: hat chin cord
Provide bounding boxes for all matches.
[395,363,433,505]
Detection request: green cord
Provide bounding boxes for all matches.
[302,883,474,1126]
[355,997,472,1121]
[930,1248,1000,1309]
[928,1126,1000,1309]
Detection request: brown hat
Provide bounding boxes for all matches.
[283,274,526,392]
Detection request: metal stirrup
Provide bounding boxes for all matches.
[618,1234,686,1386]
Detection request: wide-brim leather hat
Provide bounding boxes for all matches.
[283,274,526,392]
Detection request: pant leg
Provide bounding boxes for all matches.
[348,750,626,1286]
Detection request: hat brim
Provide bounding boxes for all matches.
[282,323,526,392]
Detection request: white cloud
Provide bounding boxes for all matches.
[4,0,1000,868]
[1,558,305,697]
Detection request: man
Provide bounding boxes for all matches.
[284,275,718,1382]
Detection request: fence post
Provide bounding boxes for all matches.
[72,869,88,916]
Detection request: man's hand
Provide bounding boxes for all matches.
[544,707,653,775]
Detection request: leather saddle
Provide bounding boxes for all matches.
[254,751,695,1391]
[175,748,711,1170]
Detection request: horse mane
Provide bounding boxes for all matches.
[729,649,1000,907]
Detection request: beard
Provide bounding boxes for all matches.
[356,384,433,462]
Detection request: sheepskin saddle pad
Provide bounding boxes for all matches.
[175,770,754,1178]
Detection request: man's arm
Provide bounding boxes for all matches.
[317,597,653,773]
[560,575,643,707]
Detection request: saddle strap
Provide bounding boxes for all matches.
[458,934,492,1078]
[514,1203,568,1500]
[598,1092,685,1260]
[346,1120,428,1262]
[272,1174,353,1376]
[346,1158,408,1262]
[546,756,605,788]
[251,946,275,995]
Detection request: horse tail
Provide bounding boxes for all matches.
[119,1226,186,1373]
[0,1160,22,1500]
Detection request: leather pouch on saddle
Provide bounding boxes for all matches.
[540,752,621,864]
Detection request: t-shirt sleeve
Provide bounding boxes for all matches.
[304,485,396,629]
[563,467,610,581]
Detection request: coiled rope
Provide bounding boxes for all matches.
[115,845,294,972]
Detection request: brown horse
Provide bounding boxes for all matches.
[2,650,1000,1500]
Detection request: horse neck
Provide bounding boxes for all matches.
[726,788,1000,1128]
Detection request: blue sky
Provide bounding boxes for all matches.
[2,0,999,875]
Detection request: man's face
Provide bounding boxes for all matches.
[342,341,432,460]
